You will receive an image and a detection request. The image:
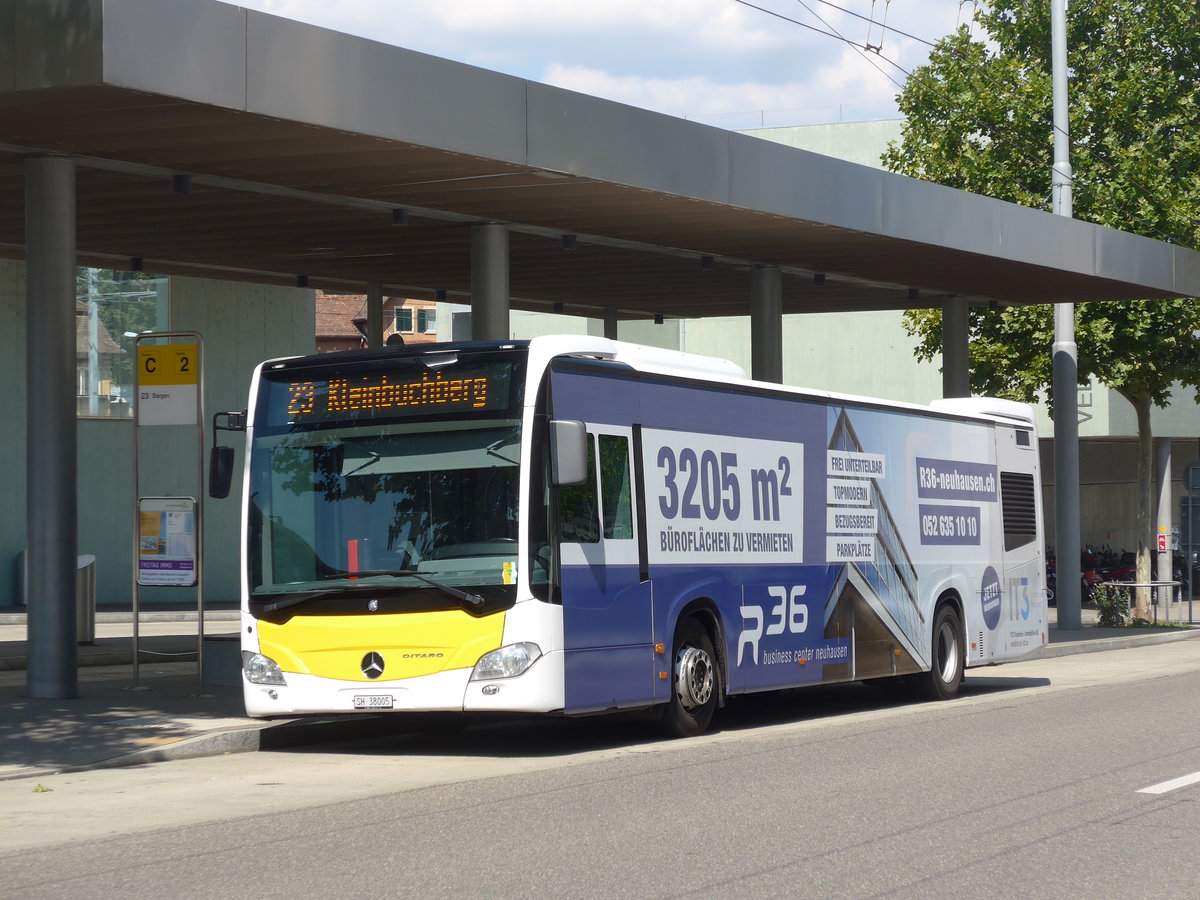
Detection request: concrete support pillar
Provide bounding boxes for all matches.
[941,296,969,398]
[1156,438,1173,612]
[365,282,384,349]
[471,223,509,340]
[25,154,78,699]
[750,266,783,383]
[603,309,619,341]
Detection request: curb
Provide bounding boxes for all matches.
[0,611,240,626]
[0,647,201,672]
[1031,626,1200,659]
[6,625,1200,782]
[52,714,403,778]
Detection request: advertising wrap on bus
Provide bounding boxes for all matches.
[547,358,1044,718]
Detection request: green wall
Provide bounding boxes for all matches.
[0,260,27,608]
[1,261,314,609]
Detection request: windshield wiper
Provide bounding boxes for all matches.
[253,581,391,614]
[318,568,486,608]
[485,434,519,465]
[343,450,381,477]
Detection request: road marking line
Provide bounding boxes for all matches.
[1138,771,1200,795]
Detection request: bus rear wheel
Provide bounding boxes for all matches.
[661,619,719,737]
[916,604,964,701]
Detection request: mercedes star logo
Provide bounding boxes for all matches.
[361,652,385,679]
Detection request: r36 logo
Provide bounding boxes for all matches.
[738,585,807,665]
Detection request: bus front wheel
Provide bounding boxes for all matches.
[916,603,964,701]
[661,619,719,737]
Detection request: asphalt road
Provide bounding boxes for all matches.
[5,641,1200,898]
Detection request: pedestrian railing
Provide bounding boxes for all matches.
[1103,581,1190,626]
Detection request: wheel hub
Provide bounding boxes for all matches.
[936,620,960,682]
[675,644,714,710]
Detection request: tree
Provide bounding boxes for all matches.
[76,268,161,390]
[882,0,1200,620]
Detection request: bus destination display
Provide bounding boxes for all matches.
[273,363,513,425]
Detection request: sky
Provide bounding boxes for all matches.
[219,0,984,130]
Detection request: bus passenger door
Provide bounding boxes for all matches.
[558,427,655,713]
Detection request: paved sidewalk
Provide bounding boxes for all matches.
[1,606,1198,782]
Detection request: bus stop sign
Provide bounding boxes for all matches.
[137,343,198,426]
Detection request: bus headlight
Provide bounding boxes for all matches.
[470,642,541,680]
[242,650,286,685]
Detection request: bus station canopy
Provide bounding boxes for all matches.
[1,0,1199,321]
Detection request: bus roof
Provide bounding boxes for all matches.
[256,335,1035,432]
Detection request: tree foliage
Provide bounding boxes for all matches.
[76,268,161,387]
[883,1,1200,614]
[884,0,1200,411]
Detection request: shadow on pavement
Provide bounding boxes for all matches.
[0,669,244,776]
[264,675,1049,762]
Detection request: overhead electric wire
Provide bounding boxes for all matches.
[837,1,1200,237]
[735,0,1051,205]
[733,0,907,93]
[812,0,937,48]
[735,0,1197,239]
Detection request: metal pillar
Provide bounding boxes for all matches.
[750,266,783,383]
[366,282,384,349]
[1156,438,1173,612]
[603,309,619,341]
[1051,0,1081,629]
[941,296,969,398]
[25,154,78,699]
[470,223,509,340]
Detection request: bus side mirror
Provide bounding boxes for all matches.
[209,446,236,499]
[550,419,588,486]
[209,410,247,499]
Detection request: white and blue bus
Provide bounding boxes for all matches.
[216,335,1046,736]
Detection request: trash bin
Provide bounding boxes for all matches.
[75,554,96,645]
[14,549,26,607]
[15,551,97,642]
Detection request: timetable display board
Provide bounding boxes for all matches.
[137,343,199,426]
[137,497,196,586]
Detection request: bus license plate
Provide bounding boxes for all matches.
[353,695,393,710]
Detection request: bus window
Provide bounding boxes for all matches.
[560,434,599,543]
[599,434,633,540]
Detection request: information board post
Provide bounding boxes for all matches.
[131,333,205,690]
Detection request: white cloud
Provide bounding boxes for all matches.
[542,63,897,126]
[222,0,973,125]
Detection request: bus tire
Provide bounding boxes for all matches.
[916,603,964,701]
[661,619,719,737]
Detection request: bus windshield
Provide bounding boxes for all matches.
[245,349,528,604]
[247,419,522,598]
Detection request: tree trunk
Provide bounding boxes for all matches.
[1129,393,1154,621]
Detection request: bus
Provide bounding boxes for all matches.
[211,335,1047,736]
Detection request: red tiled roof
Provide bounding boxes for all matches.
[74,302,123,355]
[315,291,368,339]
